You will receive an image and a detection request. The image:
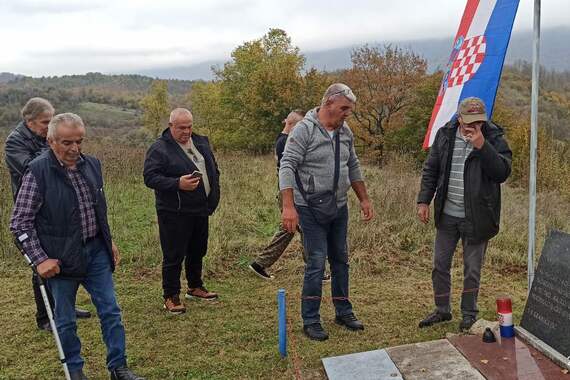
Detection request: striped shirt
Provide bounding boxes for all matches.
[10,166,99,265]
[178,139,211,196]
[443,128,474,218]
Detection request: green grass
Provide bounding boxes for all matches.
[73,102,140,129]
[0,143,568,379]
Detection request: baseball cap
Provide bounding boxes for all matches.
[458,97,488,124]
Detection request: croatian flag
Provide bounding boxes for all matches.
[423,0,519,148]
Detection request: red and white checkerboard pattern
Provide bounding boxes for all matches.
[447,35,487,88]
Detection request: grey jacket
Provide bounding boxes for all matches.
[279,107,363,207]
[4,121,48,199]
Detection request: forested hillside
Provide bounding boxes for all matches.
[0,73,193,134]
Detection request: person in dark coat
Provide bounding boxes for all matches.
[10,113,144,380]
[416,97,512,332]
[4,98,91,332]
[143,108,221,314]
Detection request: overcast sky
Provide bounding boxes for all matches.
[0,0,568,77]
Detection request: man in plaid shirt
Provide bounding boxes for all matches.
[10,113,144,380]
[4,97,91,331]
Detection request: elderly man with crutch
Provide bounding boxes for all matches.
[10,113,145,380]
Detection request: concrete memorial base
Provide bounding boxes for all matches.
[322,349,403,380]
[386,339,484,380]
[322,336,569,379]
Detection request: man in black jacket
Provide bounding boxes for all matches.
[10,113,144,380]
[416,97,512,331]
[143,108,221,314]
[4,97,91,331]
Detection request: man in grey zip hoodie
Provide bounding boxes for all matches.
[279,83,374,341]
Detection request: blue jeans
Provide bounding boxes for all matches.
[48,237,126,372]
[298,204,353,325]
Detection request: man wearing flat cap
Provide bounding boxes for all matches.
[416,97,512,332]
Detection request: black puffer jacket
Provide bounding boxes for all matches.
[4,121,48,198]
[417,119,512,243]
[143,128,220,216]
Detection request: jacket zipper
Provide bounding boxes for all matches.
[177,191,181,210]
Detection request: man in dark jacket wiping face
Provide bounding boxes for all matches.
[416,97,512,332]
[143,108,221,314]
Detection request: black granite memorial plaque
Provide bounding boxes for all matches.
[521,229,570,358]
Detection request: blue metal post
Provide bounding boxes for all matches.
[278,288,287,358]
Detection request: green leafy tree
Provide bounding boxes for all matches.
[386,72,441,166]
[189,81,224,141]
[211,28,324,152]
[141,80,169,136]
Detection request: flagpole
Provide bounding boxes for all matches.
[527,0,540,293]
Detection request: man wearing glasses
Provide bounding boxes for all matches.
[4,97,91,332]
[143,108,221,314]
[279,83,375,341]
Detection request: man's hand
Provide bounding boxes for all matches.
[37,258,60,279]
[417,203,430,224]
[179,174,200,191]
[360,199,374,222]
[463,123,485,149]
[111,241,121,266]
[282,205,299,233]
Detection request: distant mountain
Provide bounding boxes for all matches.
[0,72,193,131]
[134,27,570,80]
[4,72,192,95]
[0,72,21,84]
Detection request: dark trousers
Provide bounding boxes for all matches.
[298,204,352,325]
[158,210,209,297]
[432,213,488,318]
[33,272,53,325]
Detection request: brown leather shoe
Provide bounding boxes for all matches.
[186,286,218,301]
[163,294,186,314]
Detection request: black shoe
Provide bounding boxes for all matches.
[418,311,452,328]
[37,320,52,332]
[70,369,88,380]
[459,316,477,332]
[75,308,91,319]
[109,366,145,380]
[335,313,364,331]
[248,262,274,280]
[303,323,329,341]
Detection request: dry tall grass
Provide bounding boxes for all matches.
[0,139,568,379]
[1,139,568,274]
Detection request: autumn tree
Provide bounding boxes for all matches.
[141,80,169,136]
[343,45,427,161]
[208,28,326,151]
[386,72,441,166]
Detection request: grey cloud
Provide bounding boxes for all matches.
[24,46,204,60]
[120,0,262,32]
[4,0,105,14]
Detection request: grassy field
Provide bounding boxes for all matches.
[0,141,568,379]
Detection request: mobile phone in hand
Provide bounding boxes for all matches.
[190,170,203,179]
